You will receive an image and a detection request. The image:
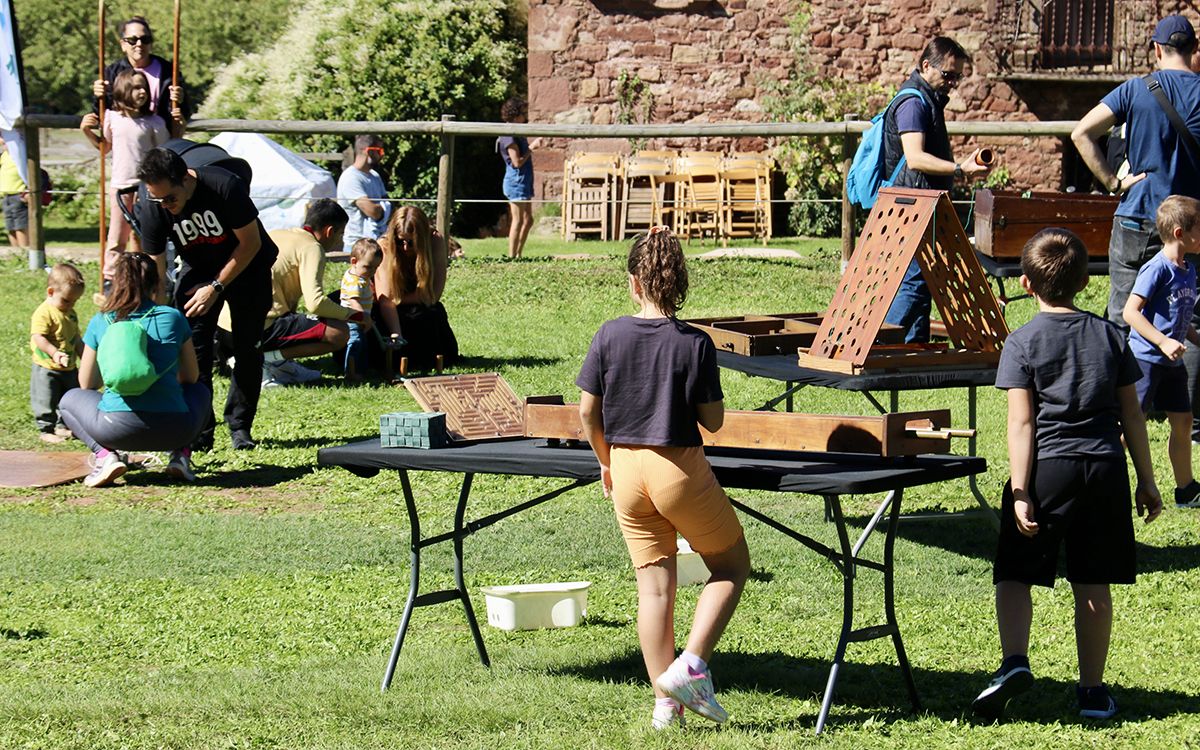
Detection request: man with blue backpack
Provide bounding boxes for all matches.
[855,36,991,342]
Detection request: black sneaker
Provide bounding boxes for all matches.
[1077,683,1117,719]
[972,657,1033,719]
[231,429,257,451]
[1175,480,1200,509]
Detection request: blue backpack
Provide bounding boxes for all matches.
[845,88,928,209]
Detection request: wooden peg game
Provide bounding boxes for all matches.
[523,399,974,457]
[800,187,1008,374]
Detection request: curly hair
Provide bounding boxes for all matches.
[627,228,688,316]
[500,98,527,123]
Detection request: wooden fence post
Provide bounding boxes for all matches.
[436,114,455,240]
[24,123,44,270]
[840,114,857,269]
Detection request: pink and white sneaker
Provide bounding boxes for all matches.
[651,699,685,730]
[655,656,728,724]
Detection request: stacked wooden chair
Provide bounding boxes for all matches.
[561,153,620,241]
[720,153,773,244]
[560,150,775,243]
[617,154,673,240]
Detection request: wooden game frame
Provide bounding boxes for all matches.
[687,313,906,356]
[800,188,1008,374]
[523,399,973,457]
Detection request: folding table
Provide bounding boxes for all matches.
[318,437,985,733]
[716,351,999,529]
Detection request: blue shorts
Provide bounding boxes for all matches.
[1135,358,1190,413]
[502,168,533,202]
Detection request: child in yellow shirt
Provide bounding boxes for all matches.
[30,263,85,442]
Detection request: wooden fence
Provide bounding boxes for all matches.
[16,113,1081,268]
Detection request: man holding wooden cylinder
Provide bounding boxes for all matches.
[880,36,992,342]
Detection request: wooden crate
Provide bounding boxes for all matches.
[688,313,905,356]
[974,189,1117,259]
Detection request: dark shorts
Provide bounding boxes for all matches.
[3,193,28,232]
[993,457,1135,588]
[261,313,328,352]
[1135,358,1190,413]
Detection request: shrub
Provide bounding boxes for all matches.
[14,0,293,114]
[762,4,888,238]
[202,0,525,235]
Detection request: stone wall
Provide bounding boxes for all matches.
[529,0,1181,209]
[528,0,793,199]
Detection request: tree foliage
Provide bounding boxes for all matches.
[14,0,292,114]
[762,3,889,237]
[203,0,525,231]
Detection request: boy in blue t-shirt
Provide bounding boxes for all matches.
[972,228,1162,722]
[1122,194,1200,508]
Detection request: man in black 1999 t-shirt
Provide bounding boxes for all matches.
[135,147,278,452]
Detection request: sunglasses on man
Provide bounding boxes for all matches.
[122,35,153,46]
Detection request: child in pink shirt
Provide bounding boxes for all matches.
[80,68,169,288]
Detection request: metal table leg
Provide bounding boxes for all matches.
[814,488,918,734]
[967,386,1000,530]
[379,473,594,690]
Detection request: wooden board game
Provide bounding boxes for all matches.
[404,373,524,442]
[974,189,1117,259]
[687,313,906,356]
[802,188,1008,374]
[523,400,973,457]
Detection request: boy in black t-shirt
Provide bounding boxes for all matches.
[135,147,278,451]
[972,229,1162,722]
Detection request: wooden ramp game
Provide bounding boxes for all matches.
[401,373,973,456]
[801,187,1008,374]
[523,399,973,457]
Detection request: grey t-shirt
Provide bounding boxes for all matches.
[576,316,723,447]
[336,166,391,251]
[995,310,1141,458]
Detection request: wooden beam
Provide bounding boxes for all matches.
[523,402,960,457]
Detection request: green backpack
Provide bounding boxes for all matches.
[96,310,160,396]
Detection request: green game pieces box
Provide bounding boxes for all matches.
[380,411,449,449]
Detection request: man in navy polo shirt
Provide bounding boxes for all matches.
[1073,15,1200,337]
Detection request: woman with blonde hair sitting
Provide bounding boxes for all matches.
[374,205,459,371]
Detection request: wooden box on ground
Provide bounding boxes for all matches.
[974,189,1117,259]
[687,313,905,356]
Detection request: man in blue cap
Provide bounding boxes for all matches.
[1072,15,1200,338]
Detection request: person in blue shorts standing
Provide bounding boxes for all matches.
[497,98,541,259]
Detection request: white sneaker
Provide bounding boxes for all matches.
[165,450,196,482]
[655,656,728,724]
[277,359,322,383]
[651,700,686,730]
[84,451,127,488]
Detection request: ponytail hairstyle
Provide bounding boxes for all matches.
[380,205,435,305]
[103,252,159,320]
[627,226,688,316]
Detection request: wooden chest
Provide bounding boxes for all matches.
[974,189,1117,259]
[687,313,904,357]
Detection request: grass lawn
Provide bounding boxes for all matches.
[0,242,1197,749]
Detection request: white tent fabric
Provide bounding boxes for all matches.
[210,132,335,231]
